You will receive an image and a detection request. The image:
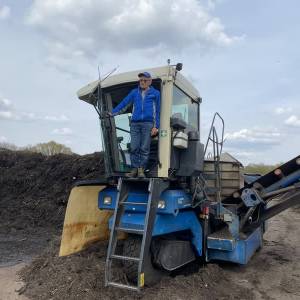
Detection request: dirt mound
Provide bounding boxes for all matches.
[2,150,298,299]
[0,149,104,235]
[20,238,254,300]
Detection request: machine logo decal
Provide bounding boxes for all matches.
[160,130,168,137]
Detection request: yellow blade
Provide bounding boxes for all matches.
[59,185,112,256]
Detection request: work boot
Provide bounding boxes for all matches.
[125,168,138,178]
[137,167,146,178]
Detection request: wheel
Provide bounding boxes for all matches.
[123,234,163,286]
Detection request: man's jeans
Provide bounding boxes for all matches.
[130,122,153,168]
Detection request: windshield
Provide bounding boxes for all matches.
[172,85,199,131]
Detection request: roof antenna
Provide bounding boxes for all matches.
[91,65,102,118]
[102,65,119,82]
[92,64,119,118]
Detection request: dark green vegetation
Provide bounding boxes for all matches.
[244,163,281,175]
[0,140,73,156]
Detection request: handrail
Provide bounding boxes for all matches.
[204,112,225,202]
[204,112,225,158]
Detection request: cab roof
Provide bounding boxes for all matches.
[77,65,201,104]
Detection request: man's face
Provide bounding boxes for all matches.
[139,76,152,90]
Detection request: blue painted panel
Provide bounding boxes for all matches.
[207,236,235,251]
[207,227,263,264]
[99,188,192,215]
[108,211,203,255]
[98,188,118,210]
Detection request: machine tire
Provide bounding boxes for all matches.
[123,234,163,286]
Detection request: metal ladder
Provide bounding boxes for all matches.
[105,177,168,291]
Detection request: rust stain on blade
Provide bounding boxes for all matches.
[60,220,111,256]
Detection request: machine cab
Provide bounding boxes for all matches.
[77,65,204,179]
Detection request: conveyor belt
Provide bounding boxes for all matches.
[223,154,300,204]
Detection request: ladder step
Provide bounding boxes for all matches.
[121,201,147,206]
[111,254,140,262]
[107,281,139,291]
[115,226,144,234]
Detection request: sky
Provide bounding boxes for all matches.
[0,0,299,165]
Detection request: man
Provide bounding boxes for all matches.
[110,71,160,178]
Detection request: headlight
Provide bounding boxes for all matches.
[158,200,166,209]
[104,196,112,205]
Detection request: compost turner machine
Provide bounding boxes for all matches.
[60,64,300,291]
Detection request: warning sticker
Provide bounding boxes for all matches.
[160,130,168,137]
[140,273,145,287]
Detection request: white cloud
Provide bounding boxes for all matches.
[20,112,38,120]
[0,135,7,142]
[0,96,70,122]
[0,5,10,20]
[206,0,224,10]
[274,106,292,115]
[0,110,39,121]
[45,114,69,122]
[222,150,257,166]
[232,151,256,158]
[225,127,281,147]
[0,111,14,120]
[52,127,73,135]
[284,115,300,127]
[26,0,241,73]
[0,97,12,109]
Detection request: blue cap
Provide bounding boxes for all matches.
[138,71,151,78]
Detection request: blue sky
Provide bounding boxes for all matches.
[0,0,299,164]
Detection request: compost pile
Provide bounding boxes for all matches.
[1,149,299,300]
[0,149,104,235]
[0,150,253,300]
[20,238,254,300]
[0,149,257,299]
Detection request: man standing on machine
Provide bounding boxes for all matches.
[109,71,160,178]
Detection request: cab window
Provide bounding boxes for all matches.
[172,85,199,131]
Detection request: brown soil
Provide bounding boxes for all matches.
[19,238,254,300]
[0,149,104,233]
[0,149,104,266]
[0,150,299,299]
[18,207,300,300]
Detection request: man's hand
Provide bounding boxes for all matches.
[151,127,158,137]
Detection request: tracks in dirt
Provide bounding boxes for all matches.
[0,233,52,268]
[224,208,300,300]
[2,208,297,300]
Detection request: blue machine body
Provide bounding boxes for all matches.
[99,187,263,264]
[99,188,192,215]
[207,227,263,264]
[99,188,202,255]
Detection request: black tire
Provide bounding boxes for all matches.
[123,234,163,286]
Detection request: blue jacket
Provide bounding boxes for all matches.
[112,86,160,128]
